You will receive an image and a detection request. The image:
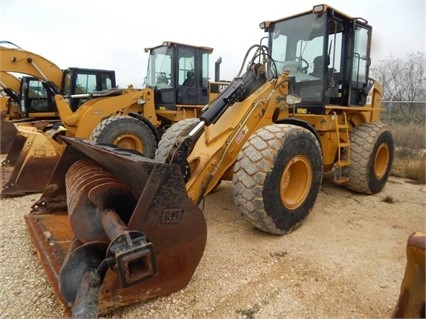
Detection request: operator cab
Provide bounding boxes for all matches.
[262,4,372,114]
[19,77,55,117]
[61,68,117,112]
[144,41,213,110]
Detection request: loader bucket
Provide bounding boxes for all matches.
[392,232,425,318]
[1,126,63,196]
[25,136,207,317]
[0,117,18,154]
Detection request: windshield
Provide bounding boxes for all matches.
[145,46,173,89]
[269,12,327,103]
[270,13,327,81]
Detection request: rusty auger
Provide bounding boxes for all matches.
[25,136,207,317]
[60,161,157,318]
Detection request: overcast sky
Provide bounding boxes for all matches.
[1,0,425,87]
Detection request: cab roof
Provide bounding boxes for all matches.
[144,41,214,53]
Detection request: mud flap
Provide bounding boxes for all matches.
[26,137,207,316]
[1,126,63,196]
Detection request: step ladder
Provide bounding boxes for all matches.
[333,111,351,184]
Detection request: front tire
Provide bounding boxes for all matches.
[233,124,323,235]
[155,118,200,162]
[90,116,157,158]
[343,122,394,194]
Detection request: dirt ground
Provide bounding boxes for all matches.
[1,173,425,318]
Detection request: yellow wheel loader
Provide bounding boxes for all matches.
[0,41,228,196]
[26,4,395,317]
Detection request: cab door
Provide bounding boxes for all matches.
[349,22,372,105]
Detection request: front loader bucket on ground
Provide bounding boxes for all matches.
[0,117,18,154]
[392,232,425,318]
[26,137,207,317]
[1,126,63,196]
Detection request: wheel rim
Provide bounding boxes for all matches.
[374,143,390,179]
[279,155,312,210]
[113,134,143,152]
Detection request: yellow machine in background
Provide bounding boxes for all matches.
[26,4,396,317]
[0,44,117,154]
[0,44,116,121]
[0,41,228,196]
[0,71,21,115]
[0,45,117,196]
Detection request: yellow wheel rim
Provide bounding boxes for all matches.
[113,134,143,152]
[374,143,390,179]
[280,155,312,210]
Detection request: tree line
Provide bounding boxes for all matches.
[370,52,425,124]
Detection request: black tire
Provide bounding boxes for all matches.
[232,124,323,235]
[343,122,394,194]
[155,118,200,162]
[90,116,157,158]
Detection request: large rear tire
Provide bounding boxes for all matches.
[90,116,157,158]
[155,118,200,162]
[233,124,323,235]
[343,122,394,194]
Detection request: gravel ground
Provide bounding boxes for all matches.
[0,172,425,319]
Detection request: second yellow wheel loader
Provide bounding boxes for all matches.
[0,41,228,196]
[26,4,394,317]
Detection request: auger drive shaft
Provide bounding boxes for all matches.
[25,136,207,317]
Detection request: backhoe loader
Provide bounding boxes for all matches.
[0,44,117,154]
[1,41,228,196]
[26,4,395,317]
[1,72,116,151]
[0,44,117,122]
[0,46,117,196]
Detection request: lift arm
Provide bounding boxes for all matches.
[0,46,62,89]
[0,71,21,92]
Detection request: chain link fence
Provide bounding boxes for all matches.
[382,101,425,124]
[381,101,426,150]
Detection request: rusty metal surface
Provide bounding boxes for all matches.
[0,119,18,154]
[66,160,136,243]
[1,128,61,196]
[392,232,426,318]
[26,136,207,316]
[60,241,109,304]
[24,212,73,316]
[71,268,104,319]
[2,133,26,164]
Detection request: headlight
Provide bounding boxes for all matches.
[286,94,302,105]
[313,4,325,13]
